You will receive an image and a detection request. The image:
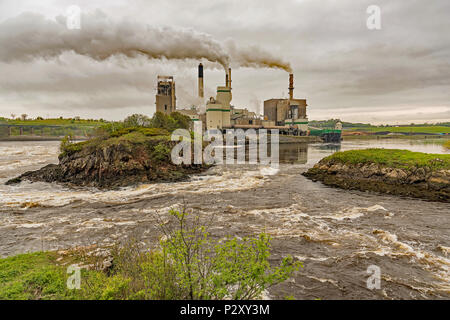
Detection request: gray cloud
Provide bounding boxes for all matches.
[0,0,449,123]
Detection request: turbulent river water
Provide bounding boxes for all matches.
[0,139,449,299]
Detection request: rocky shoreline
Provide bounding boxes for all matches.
[303,150,449,202]
[6,134,208,189]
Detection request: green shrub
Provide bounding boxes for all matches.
[59,134,74,153]
[109,127,169,138]
[79,209,301,300]
[123,114,151,128]
[151,142,172,162]
[170,112,191,130]
[0,210,300,300]
[59,138,91,158]
[165,210,300,299]
[99,275,131,300]
[151,111,174,129]
[150,112,191,131]
[92,112,189,140]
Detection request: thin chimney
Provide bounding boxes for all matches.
[198,63,204,98]
[288,73,294,100]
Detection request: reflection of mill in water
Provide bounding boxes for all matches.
[237,142,309,164]
[279,143,310,164]
[317,143,342,153]
[231,142,341,164]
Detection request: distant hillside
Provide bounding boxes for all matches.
[0,117,107,126]
[309,119,374,129]
[309,119,450,132]
[346,126,450,134]
[0,117,107,138]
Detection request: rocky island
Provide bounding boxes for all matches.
[303,149,450,202]
[6,113,209,189]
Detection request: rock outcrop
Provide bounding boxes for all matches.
[6,135,208,189]
[303,158,449,202]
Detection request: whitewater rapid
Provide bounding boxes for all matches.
[0,139,449,299]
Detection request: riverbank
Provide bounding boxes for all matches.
[303,149,450,202]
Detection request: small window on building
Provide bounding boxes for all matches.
[165,105,167,110]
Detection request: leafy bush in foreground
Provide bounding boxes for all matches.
[80,209,301,300]
[0,210,301,300]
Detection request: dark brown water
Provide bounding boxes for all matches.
[0,139,449,299]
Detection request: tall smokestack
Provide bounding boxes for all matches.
[228,67,232,88]
[198,63,204,98]
[289,73,294,100]
[225,73,229,87]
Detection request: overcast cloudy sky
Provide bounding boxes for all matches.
[0,0,449,124]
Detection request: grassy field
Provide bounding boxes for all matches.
[0,118,107,137]
[322,148,450,170]
[0,118,106,127]
[342,135,450,141]
[0,251,78,300]
[345,126,450,134]
[0,250,123,300]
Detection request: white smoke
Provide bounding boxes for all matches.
[0,11,291,72]
[0,11,230,68]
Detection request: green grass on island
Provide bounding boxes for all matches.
[321,149,450,170]
[444,140,450,149]
[58,112,189,158]
[6,112,204,189]
[59,127,171,158]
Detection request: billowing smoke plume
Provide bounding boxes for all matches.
[0,11,291,72]
[225,39,292,73]
[0,12,230,69]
